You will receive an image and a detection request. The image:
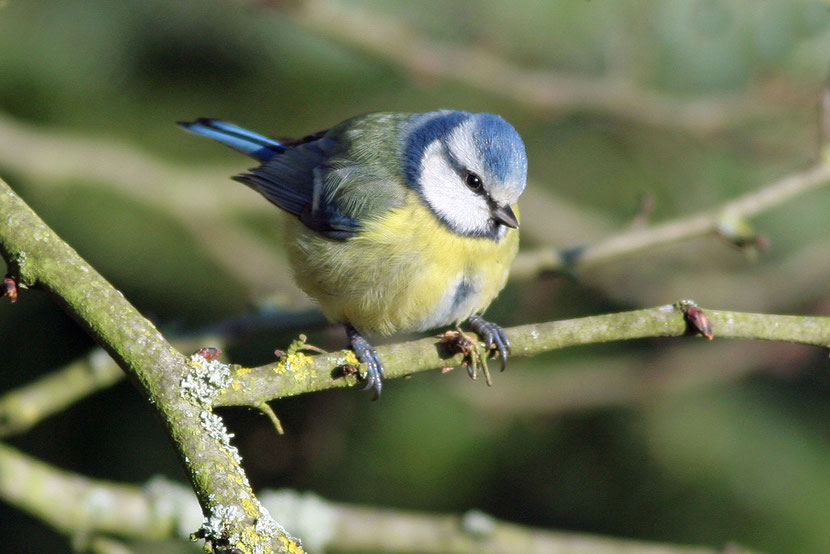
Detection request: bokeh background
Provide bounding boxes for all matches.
[2,1,830,552]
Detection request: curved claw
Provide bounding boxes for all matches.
[345,324,385,401]
[468,315,511,372]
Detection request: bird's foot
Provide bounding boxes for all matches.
[439,327,493,385]
[468,314,511,372]
[345,324,384,401]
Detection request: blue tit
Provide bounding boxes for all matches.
[179,111,527,399]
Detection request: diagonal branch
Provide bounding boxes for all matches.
[0,350,123,437]
[0,112,300,300]
[0,178,302,553]
[511,161,830,278]
[282,0,778,133]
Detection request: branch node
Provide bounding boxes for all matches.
[715,214,769,252]
[628,191,656,228]
[556,246,586,275]
[461,509,496,537]
[677,300,714,340]
[195,347,223,361]
[2,276,17,303]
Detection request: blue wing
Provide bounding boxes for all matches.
[179,118,360,239]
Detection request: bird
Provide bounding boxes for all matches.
[178,110,527,400]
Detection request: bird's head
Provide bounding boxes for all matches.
[402,110,527,240]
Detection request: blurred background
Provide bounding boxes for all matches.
[1,0,830,552]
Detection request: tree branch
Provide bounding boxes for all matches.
[0,112,301,301]
[511,161,830,278]
[0,178,302,553]
[453,341,811,416]
[215,305,830,407]
[0,336,230,438]
[0,349,122,437]
[282,0,779,134]
[3,155,829,437]
[0,441,752,554]
[0,112,612,262]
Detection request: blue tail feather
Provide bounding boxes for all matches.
[177,118,286,162]
[178,117,359,240]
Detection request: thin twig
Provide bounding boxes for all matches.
[257,402,285,435]
[511,161,830,278]
[821,74,830,156]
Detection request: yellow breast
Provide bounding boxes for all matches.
[284,192,519,335]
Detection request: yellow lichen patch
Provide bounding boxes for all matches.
[273,351,313,376]
[231,380,242,391]
[341,350,360,366]
[278,535,306,554]
[271,334,322,384]
[236,366,252,376]
[239,527,260,550]
[241,497,259,518]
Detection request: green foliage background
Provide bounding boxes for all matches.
[2,1,830,552]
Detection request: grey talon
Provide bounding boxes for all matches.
[345,323,384,400]
[468,314,511,371]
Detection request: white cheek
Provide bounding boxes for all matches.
[419,141,491,234]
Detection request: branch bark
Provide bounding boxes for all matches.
[0,350,122,437]
[282,0,778,134]
[3,157,829,438]
[511,161,830,278]
[0,441,754,554]
[0,112,300,301]
[0,178,302,553]
[215,305,830,407]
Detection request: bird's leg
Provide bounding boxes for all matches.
[344,323,385,401]
[467,314,511,372]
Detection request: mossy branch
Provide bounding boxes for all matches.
[0,179,301,553]
[0,350,123,437]
[2,156,829,436]
[215,305,830,407]
[512,161,830,278]
[1,154,829,551]
[0,441,756,554]
[283,0,777,134]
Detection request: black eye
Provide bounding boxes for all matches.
[464,171,483,191]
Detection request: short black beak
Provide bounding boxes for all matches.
[492,204,519,229]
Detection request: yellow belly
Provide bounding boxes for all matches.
[284,192,519,335]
